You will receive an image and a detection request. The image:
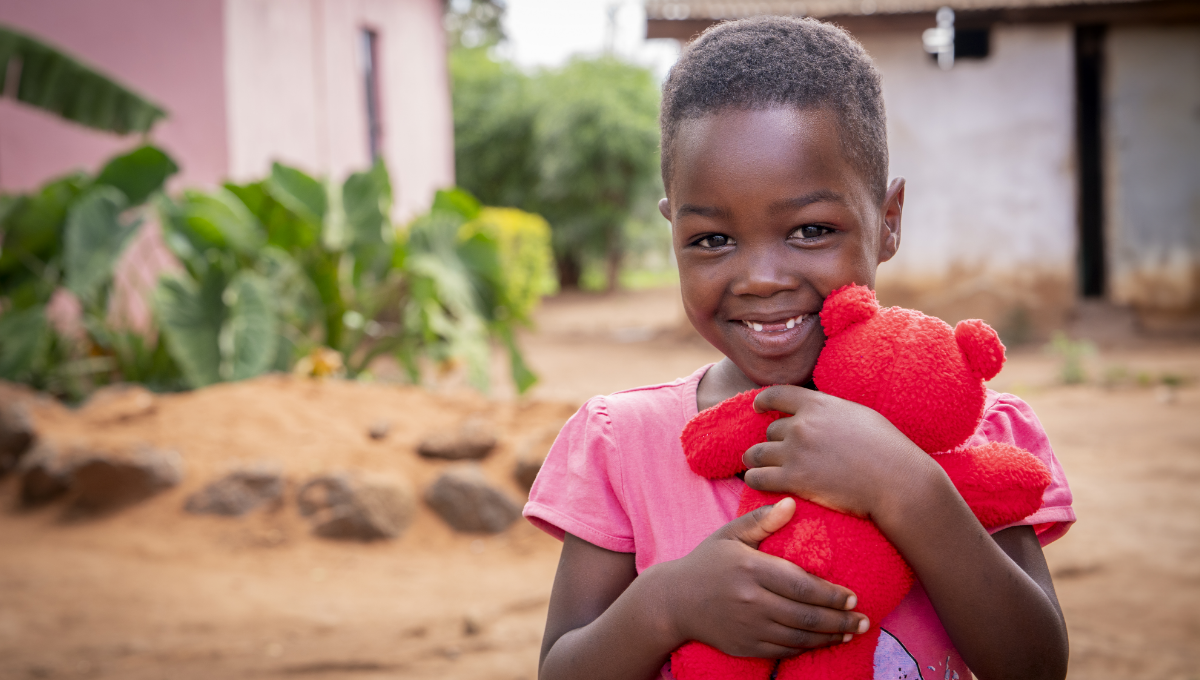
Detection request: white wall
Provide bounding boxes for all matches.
[1105,25,1200,316]
[223,0,455,219]
[857,24,1077,333]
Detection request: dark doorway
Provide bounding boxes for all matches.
[1075,25,1106,298]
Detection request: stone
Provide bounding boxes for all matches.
[513,458,543,493]
[17,442,74,507]
[424,465,521,534]
[68,447,183,513]
[185,467,284,516]
[297,472,415,541]
[0,401,36,476]
[367,420,391,440]
[416,417,497,461]
[79,384,156,424]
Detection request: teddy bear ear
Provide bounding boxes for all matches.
[820,284,879,337]
[955,319,1006,381]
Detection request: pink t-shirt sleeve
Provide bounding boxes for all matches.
[523,396,637,553]
[971,391,1076,546]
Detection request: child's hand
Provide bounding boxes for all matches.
[745,385,937,520]
[662,498,869,658]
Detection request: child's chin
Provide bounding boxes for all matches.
[738,357,816,388]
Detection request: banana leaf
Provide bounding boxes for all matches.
[0,25,165,134]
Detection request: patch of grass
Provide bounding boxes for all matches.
[1045,332,1095,385]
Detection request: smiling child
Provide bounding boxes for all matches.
[524,16,1074,680]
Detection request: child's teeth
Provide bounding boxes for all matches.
[752,322,763,332]
[786,318,795,329]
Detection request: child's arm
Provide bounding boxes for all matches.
[539,499,869,680]
[749,386,1069,680]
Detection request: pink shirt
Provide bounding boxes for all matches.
[524,364,1075,680]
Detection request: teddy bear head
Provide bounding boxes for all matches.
[812,284,1006,454]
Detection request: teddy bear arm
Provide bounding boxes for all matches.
[934,442,1053,529]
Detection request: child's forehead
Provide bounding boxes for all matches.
[670,107,868,199]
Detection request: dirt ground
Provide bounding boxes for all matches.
[1,286,1197,680]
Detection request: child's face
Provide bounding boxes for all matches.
[661,106,903,387]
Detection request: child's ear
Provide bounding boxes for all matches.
[658,198,671,221]
[955,319,1006,381]
[878,177,905,264]
[820,284,879,337]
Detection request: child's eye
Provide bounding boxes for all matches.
[791,225,833,240]
[694,234,734,248]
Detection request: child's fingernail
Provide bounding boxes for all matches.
[844,595,857,610]
[858,618,870,634]
[843,633,853,643]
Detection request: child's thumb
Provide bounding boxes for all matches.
[724,497,796,549]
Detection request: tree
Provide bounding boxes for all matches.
[450,52,662,290]
[533,57,661,290]
[444,0,507,49]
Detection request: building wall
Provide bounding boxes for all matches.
[857,24,1077,341]
[0,0,229,191]
[223,0,455,220]
[1105,25,1200,327]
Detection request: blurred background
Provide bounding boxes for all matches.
[0,1,1196,679]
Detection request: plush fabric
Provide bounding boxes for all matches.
[671,284,1053,680]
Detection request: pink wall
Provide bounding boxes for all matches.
[224,0,455,220]
[0,0,229,191]
[0,0,454,220]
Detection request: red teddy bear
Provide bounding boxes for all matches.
[671,284,1052,680]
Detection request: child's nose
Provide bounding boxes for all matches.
[730,250,801,297]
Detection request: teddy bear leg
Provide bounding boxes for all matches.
[671,641,774,680]
[773,629,882,680]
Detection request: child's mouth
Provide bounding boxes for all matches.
[740,315,808,333]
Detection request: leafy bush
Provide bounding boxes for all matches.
[0,145,179,398]
[0,146,551,398]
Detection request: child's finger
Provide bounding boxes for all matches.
[755,556,861,614]
[742,464,791,493]
[753,384,814,415]
[718,497,797,548]
[767,598,870,638]
[743,441,787,469]
[761,619,857,650]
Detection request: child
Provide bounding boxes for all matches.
[524,17,1074,680]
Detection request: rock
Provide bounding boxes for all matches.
[79,384,156,424]
[513,458,543,493]
[367,420,390,440]
[68,447,183,513]
[17,442,74,507]
[185,467,284,516]
[0,401,36,476]
[424,465,521,534]
[297,472,415,541]
[417,417,497,461]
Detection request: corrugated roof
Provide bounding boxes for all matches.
[646,0,1155,20]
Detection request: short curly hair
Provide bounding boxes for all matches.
[660,16,888,201]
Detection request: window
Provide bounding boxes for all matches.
[926,27,991,65]
[360,28,383,162]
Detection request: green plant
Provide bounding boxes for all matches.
[1045,332,1094,385]
[450,50,664,290]
[156,163,547,394]
[0,145,181,398]
[0,25,166,134]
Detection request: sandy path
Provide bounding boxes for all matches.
[1,286,1197,679]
